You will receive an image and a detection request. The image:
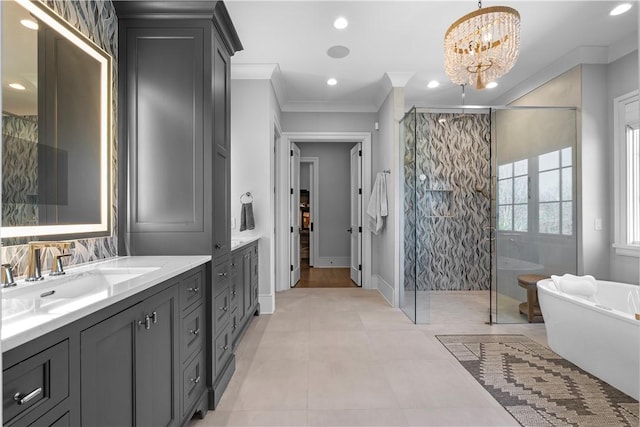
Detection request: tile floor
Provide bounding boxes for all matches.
[190,288,548,426]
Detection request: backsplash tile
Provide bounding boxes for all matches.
[1,0,119,276]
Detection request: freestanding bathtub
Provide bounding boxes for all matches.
[537,278,640,400]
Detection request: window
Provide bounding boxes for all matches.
[538,148,573,235]
[497,159,528,231]
[614,91,640,256]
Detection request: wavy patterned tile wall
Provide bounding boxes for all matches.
[1,0,118,277]
[404,112,491,291]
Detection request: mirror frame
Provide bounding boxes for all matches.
[1,0,112,239]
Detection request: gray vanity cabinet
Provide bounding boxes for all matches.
[116,1,242,261]
[80,285,179,427]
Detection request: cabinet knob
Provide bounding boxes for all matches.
[190,376,201,385]
[218,272,228,277]
[219,344,229,351]
[13,388,42,405]
[187,286,199,293]
[215,243,222,249]
[219,306,228,312]
[189,328,200,336]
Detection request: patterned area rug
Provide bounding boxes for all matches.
[437,335,639,427]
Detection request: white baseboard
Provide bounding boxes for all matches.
[259,294,275,314]
[314,256,350,268]
[374,274,394,307]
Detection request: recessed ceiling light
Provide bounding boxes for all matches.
[333,17,348,30]
[486,82,498,89]
[20,19,38,30]
[427,80,440,89]
[610,3,632,16]
[9,83,26,90]
[327,78,338,86]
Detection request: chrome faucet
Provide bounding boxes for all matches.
[1,264,16,287]
[26,241,72,282]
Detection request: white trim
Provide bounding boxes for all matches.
[613,90,640,258]
[373,274,394,307]
[258,294,275,314]
[278,132,373,291]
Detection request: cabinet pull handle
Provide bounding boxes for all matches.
[138,315,151,330]
[187,286,199,293]
[232,290,237,296]
[220,345,229,351]
[232,323,237,330]
[218,272,227,277]
[14,387,42,405]
[215,243,222,249]
[151,311,158,324]
[219,306,228,312]
[189,328,200,336]
[190,376,201,384]
[231,263,236,267]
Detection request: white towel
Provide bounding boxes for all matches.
[367,172,388,234]
[551,274,598,301]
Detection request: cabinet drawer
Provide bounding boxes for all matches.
[3,340,69,426]
[29,410,70,427]
[214,330,231,377]
[180,270,204,314]
[182,351,205,418]
[181,305,204,364]
[214,286,230,335]
[213,261,230,290]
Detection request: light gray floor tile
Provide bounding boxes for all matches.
[308,330,375,361]
[308,409,408,426]
[403,407,520,426]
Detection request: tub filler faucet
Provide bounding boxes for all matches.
[26,241,73,282]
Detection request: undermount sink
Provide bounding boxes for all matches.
[1,266,161,321]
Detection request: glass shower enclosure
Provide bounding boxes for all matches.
[400,106,577,324]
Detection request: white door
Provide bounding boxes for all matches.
[349,143,362,286]
[290,143,301,287]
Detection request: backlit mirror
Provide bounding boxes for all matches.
[1,0,111,241]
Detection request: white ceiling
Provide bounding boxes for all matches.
[226,1,639,112]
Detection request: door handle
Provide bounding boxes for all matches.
[347,227,353,233]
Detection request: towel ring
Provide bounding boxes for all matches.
[240,192,253,203]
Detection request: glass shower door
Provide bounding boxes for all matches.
[491,107,578,323]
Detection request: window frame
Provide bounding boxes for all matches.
[613,90,640,258]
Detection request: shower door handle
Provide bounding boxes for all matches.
[483,226,496,241]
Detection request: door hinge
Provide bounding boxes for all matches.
[310,222,314,232]
[290,149,293,156]
[358,226,362,233]
[290,188,293,195]
[290,226,294,233]
[358,150,362,156]
[358,264,362,271]
[358,188,362,195]
[290,264,293,272]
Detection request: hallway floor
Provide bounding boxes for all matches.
[190,288,548,426]
[295,262,357,288]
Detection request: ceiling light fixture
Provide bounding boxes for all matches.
[485,81,498,89]
[9,83,26,90]
[427,80,440,89]
[444,1,520,90]
[327,78,338,86]
[333,17,348,30]
[20,18,38,30]
[610,3,632,16]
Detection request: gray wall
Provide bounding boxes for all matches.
[231,79,282,308]
[608,51,640,284]
[299,162,310,190]
[296,142,354,263]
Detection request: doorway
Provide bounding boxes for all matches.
[275,132,372,292]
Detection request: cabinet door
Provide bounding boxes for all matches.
[243,252,252,314]
[212,33,231,258]
[124,25,212,255]
[136,287,179,427]
[80,304,141,427]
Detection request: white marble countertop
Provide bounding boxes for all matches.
[231,235,261,251]
[1,255,211,352]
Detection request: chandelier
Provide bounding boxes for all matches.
[444,1,520,89]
